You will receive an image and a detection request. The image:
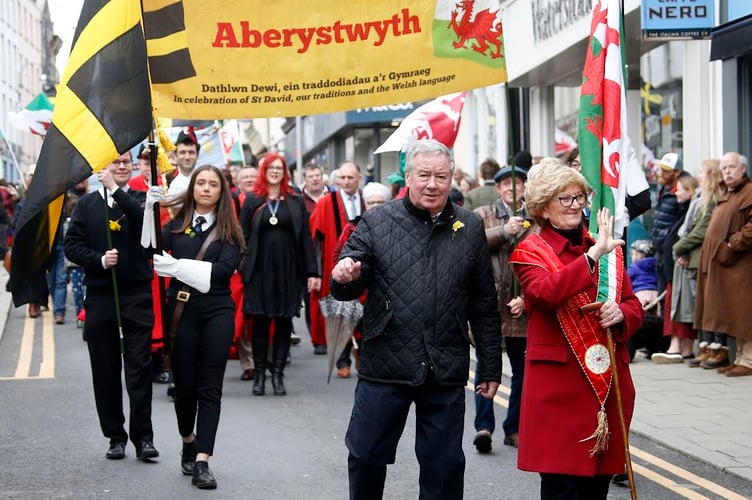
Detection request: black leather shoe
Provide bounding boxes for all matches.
[181,441,196,476]
[136,440,159,461]
[106,441,126,460]
[192,461,217,489]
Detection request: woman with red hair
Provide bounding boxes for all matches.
[239,153,320,396]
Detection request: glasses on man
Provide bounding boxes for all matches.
[112,159,132,167]
[557,193,587,207]
[365,200,385,206]
[569,160,581,170]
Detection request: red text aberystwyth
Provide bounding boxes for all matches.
[212,8,421,54]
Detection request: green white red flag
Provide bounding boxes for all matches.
[578,0,631,302]
[9,93,54,136]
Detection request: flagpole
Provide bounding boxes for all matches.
[0,125,28,183]
[147,129,171,369]
[580,302,636,500]
[103,190,125,354]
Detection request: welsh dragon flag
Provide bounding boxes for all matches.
[9,93,54,136]
[578,0,634,302]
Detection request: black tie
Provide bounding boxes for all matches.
[193,216,206,234]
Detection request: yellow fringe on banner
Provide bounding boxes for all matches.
[157,151,175,175]
[154,116,176,152]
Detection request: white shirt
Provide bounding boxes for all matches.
[340,190,361,221]
[192,211,216,232]
[99,185,129,207]
[167,172,192,197]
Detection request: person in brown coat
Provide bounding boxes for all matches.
[471,165,533,453]
[694,152,752,377]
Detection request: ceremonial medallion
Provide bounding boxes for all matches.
[584,344,610,375]
[269,216,278,225]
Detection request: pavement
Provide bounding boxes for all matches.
[1,267,750,484]
[498,346,752,484]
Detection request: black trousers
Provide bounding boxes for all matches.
[85,284,154,445]
[539,473,612,500]
[171,295,235,456]
[346,375,466,500]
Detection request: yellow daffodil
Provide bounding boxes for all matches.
[184,227,197,238]
[522,220,531,229]
[108,220,122,232]
[451,220,465,240]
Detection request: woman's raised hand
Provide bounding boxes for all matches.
[586,208,624,262]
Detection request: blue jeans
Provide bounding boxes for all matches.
[46,243,68,317]
[474,336,527,437]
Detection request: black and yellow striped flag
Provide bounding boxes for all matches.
[10,0,152,306]
[143,0,197,84]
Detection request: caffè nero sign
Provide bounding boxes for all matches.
[641,0,714,39]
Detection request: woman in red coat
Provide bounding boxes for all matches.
[510,159,643,499]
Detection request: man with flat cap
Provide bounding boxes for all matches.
[471,165,533,453]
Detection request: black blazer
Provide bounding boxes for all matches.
[64,188,152,288]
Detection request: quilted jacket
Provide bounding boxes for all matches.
[330,195,502,386]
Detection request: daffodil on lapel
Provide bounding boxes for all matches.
[451,220,465,240]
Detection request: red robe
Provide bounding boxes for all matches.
[308,191,353,347]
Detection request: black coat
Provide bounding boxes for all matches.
[238,192,317,284]
[331,196,502,386]
[64,188,152,288]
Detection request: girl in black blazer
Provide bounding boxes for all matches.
[153,164,245,489]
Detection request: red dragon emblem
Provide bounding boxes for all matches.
[448,0,504,59]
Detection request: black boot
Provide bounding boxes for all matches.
[271,328,291,396]
[271,360,286,396]
[252,360,266,396]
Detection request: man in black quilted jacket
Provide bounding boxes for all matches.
[331,139,501,500]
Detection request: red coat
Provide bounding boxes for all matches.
[511,224,643,476]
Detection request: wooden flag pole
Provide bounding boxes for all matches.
[581,301,637,500]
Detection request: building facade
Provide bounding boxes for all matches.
[0,0,59,184]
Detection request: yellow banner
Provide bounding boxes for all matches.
[143,0,507,119]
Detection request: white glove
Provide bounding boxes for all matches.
[153,251,212,293]
[153,251,179,277]
[141,186,165,248]
[145,185,165,206]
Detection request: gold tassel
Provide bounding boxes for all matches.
[157,151,175,175]
[155,118,176,152]
[579,405,609,457]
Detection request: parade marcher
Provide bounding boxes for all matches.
[309,162,364,357]
[510,160,642,499]
[331,139,501,499]
[129,143,164,191]
[695,152,752,376]
[63,152,158,462]
[472,165,532,453]
[239,153,320,396]
[152,164,245,488]
[167,129,200,197]
[232,165,258,381]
